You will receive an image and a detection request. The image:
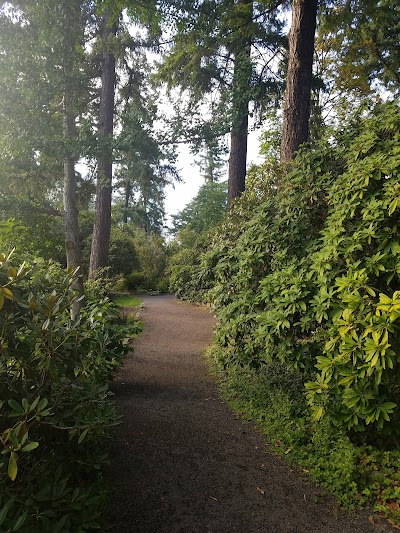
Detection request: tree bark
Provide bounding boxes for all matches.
[123,178,131,224]
[62,1,84,318]
[63,112,85,318]
[280,0,318,163]
[227,0,252,208]
[228,113,248,206]
[89,10,118,278]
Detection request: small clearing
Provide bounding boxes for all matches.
[112,294,142,308]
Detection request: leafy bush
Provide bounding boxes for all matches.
[0,251,137,531]
[203,102,400,437]
[125,271,147,291]
[132,230,169,291]
[0,215,65,264]
[168,229,215,301]
[108,229,140,278]
[173,101,400,521]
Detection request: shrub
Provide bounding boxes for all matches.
[133,230,169,290]
[125,271,147,291]
[174,101,400,521]
[108,230,140,278]
[201,102,400,437]
[0,251,135,531]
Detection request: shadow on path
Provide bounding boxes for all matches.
[106,295,385,533]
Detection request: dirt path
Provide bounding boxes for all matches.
[107,295,386,533]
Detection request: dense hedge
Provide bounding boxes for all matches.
[0,252,138,531]
[171,101,400,520]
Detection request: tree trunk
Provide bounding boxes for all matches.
[228,113,248,206]
[63,112,85,318]
[227,0,252,208]
[280,0,318,162]
[89,11,118,278]
[123,178,131,224]
[62,1,84,318]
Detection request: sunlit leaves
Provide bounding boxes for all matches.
[173,101,400,435]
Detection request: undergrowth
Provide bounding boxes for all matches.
[0,249,141,531]
[208,345,400,525]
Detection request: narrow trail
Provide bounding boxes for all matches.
[107,295,385,533]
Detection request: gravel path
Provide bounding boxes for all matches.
[106,295,389,533]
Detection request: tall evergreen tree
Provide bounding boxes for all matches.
[196,140,227,183]
[159,0,285,204]
[61,0,88,314]
[0,0,92,311]
[227,0,253,205]
[115,49,178,234]
[320,0,400,96]
[89,8,119,278]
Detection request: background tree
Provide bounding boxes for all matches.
[159,0,285,204]
[115,49,179,234]
[61,0,89,313]
[196,138,227,183]
[171,180,228,235]
[89,8,119,278]
[320,0,400,97]
[0,0,94,313]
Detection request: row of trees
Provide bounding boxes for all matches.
[1,0,399,303]
[0,0,176,305]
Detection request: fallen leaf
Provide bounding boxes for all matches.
[256,487,265,495]
[209,496,218,501]
[388,501,399,512]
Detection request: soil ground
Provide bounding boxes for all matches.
[106,295,391,533]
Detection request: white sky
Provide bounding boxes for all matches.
[164,128,263,217]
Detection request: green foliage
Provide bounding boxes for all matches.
[108,228,140,278]
[0,217,65,264]
[172,101,400,520]
[125,271,147,292]
[171,181,227,235]
[0,250,137,531]
[320,0,400,95]
[114,55,179,234]
[0,1,93,243]
[84,224,169,292]
[168,180,228,300]
[129,229,169,291]
[209,102,400,436]
[168,227,218,302]
[106,227,169,292]
[158,0,285,156]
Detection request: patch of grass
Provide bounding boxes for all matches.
[112,294,142,307]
